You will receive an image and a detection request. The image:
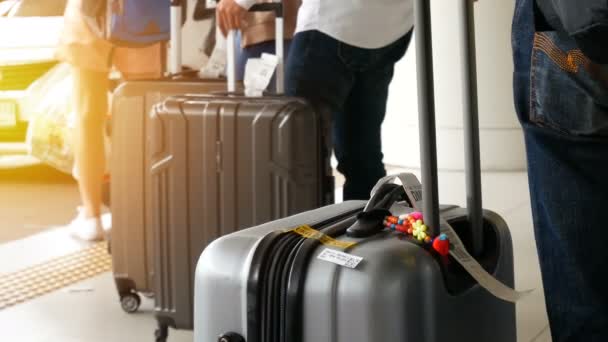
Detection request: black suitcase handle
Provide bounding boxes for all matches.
[415,0,484,256]
[249,3,283,17]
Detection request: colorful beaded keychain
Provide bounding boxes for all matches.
[383,212,451,256]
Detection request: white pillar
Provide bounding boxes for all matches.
[382,0,525,171]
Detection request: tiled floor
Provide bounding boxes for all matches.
[0,169,550,342]
[0,164,80,243]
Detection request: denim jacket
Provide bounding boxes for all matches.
[535,0,608,64]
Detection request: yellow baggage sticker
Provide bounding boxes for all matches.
[290,225,356,249]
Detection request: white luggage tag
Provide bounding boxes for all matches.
[199,29,227,78]
[243,53,279,97]
[439,219,533,303]
[372,173,424,209]
[317,249,363,269]
[373,173,534,303]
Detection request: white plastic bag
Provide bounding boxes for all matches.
[199,27,227,79]
[25,63,75,174]
[25,63,111,177]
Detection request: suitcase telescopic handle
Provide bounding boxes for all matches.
[415,0,484,256]
[226,1,285,94]
[169,0,183,75]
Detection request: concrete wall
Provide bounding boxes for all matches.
[381,0,525,171]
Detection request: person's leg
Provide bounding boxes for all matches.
[524,126,608,341]
[286,30,354,202]
[336,32,411,200]
[69,66,109,240]
[513,0,608,339]
[286,31,352,110]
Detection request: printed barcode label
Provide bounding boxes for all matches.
[410,189,423,202]
[317,248,363,269]
[397,173,424,210]
[369,173,426,210]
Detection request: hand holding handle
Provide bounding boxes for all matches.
[225,1,285,94]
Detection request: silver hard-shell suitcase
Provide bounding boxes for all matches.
[151,3,333,341]
[193,0,519,341]
[194,198,516,342]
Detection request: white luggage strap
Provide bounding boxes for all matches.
[372,173,534,303]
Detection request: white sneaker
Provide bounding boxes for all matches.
[67,208,105,242]
[101,212,112,233]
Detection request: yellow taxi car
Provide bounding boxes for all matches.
[0,0,65,142]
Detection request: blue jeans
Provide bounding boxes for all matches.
[512,0,608,340]
[286,30,412,200]
[235,33,292,93]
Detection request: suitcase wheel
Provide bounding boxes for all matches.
[155,324,168,342]
[218,332,245,342]
[120,292,141,313]
[106,235,112,255]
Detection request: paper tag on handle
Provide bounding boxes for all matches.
[370,173,424,210]
[371,173,534,303]
[396,173,424,210]
[199,45,226,78]
[244,53,278,97]
[440,220,534,303]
